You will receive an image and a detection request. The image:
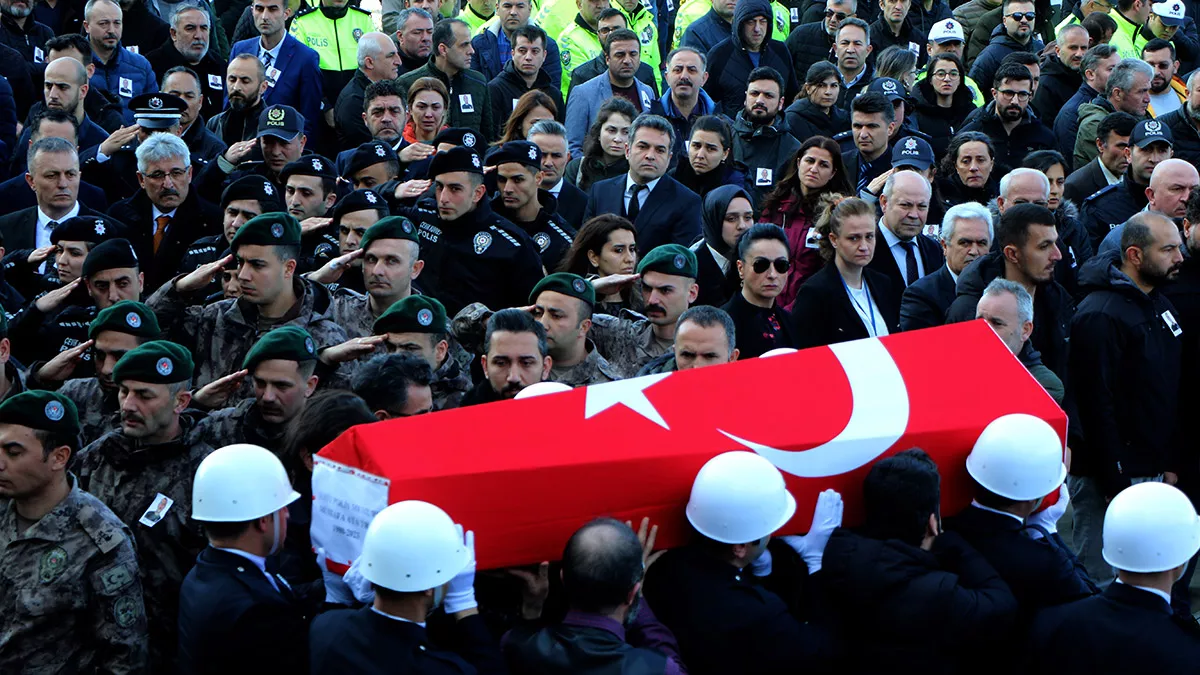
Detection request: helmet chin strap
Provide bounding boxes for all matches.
[268,510,283,556]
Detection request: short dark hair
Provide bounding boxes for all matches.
[30,108,81,141]
[432,17,468,54]
[676,305,735,354]
[837,16,869,37]
[1187,186,1200,226]
[735,222,789,260]
[1097,111,1138,144]
[862,448,941,545]
[364,79,407,112]
[352,352,434,414]
[604,28,640,55]
[1120,211,1167,252]
[512,23,546,48]
[484,308,548,357]
[280,389,377,490]
[1001,0,1033,11]
[561,518,644,614]
[747,66,784,93]
[997,203,1057,249]
[273,243,301,264]
[1000,50,1038,68]
[851,92,894,123]
[47,33,91,60]
[596,7,626,24]
[1081,12,1117,45]
[34,429,78,461]
[1142,37,1176,61]
[992,62,1032,88]
[1021,149,1066,174]
[202,520,255,540]
[688,114,732,151]
[162,65,201,91]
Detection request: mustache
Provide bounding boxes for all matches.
[121,412,143,424]
[160,188,180,197]
[645,303,666,315]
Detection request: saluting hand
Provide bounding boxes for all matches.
[35,277,82,313]
[318,335,384,366]
[398,143,435,163]
[299,216,332,235]
[223,140,257,166]
[176,255,233,294]
[36,339,94,384]
[192,369,248,409]
[307,248,363,284]
[26,245,56,265]
[99,124,141,158]
[591,273,639,296]
[394,179,431,200]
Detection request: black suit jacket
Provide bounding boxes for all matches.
[899,264,956,331]
[582,175,702,254]
[866,225,946,292]
[177,547,309,675]
[554,180,588,231]
[790,263,901,348]
[107,189,221,293]
[0,203,108,251]
[1063,158,1110,208]
[0,175,108,212]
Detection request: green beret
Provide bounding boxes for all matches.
[0,390,79,435]
[243,325,318,371]
[637,244,698,279]
[359,216,419,253]
[89,301,161,340]
[530,273,595,307]
[230,212,301,251]
[373,295,447,335]
[112,340,194,384]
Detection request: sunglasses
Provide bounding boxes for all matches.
[751,257,790,274]
[824,9,848,19]
[1006,11,1036,21]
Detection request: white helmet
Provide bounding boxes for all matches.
[192,444,300,522]
[686,451,797,544]
[966,414,1066,501]
[1103,482,1200,573]
[359,501,469,592]
[760,348,798,358]
[514,382,573,399]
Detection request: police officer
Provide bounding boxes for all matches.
[530,273,620,386]
[643,451,839,675]
[76,340,215,672]
[178,443,309,675]
[147,212,349,391]
[946,414,1097,663]
[0,391,149,674]
[193,104,309,205]
[416,146,544,317]
[31,300,162,446]
[1079,118,1175,248]
[177,174,285,291]
[0,309,25,406]
[279,154,342,273]
[374,295,474,410]
[195,326,320,454]
[309,500,504,674]
[1030,482,1200,672]
[328,216,423,339]
[288,0,376,127]
[486,140,577,272]
[344,139,401,190]
[590,244,699,378]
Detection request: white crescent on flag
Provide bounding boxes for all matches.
[718,338,910,477]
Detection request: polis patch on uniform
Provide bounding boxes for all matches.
[534,232,551,252]
[473,232,492,254]
[353,28,364,40]
[39,546,68,583]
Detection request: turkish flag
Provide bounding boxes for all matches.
[313,321,1066,570]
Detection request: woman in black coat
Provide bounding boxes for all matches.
[671,115,747,201]
[791,197,900,347]
[784,62,850,143]
[936,131,1000,209]
[912,54,977,160]
[720,223,797,358]
[692,184,754,308]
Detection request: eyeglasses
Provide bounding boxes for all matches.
[751,257,790,274]
[996,88,1031,100]
[823,9,848,20]
[1005,11,1036,21]
[933,69,960,79]
[143,168,188,181]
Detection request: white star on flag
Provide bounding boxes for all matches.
[584,373,671,429]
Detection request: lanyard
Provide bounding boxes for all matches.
[840,273,877,337]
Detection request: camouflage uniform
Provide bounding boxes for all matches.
[76,412,214,672]
[327,286,381,340]
[590,310,673,379]
[58,378,120,447]
[549,340,621,386]
[146,277,349,394]
[0,475,148,674]
[196,398,290,456]
[433,352,474,410]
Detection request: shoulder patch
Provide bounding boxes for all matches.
[294,5,318,16]
[1084,183,1119,202]
[77,503,125,555]
[350,4,371,13]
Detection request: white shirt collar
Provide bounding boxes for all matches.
[625,174,662,195]
[259,35,284,62]
[1114,579,1174,607]
[152,205,177,221]
[1099,160,1121,186]
[548,178,565,196]
[370,607,427,627]
[878,217,903,248]
[969,500,1026,524]
[948,266,959,284]
[708,243,731,273]
[213,546,269,573]
[37,202,80,229]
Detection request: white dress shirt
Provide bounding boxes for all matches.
[151,205,178,237]
[548,178,564,199]
[370,607,427,627]
[969,500,1025,524]
[1099,159,1120,186]
[1114,579,1173,607]
[35,203,80,274]
[259,35,284,67]
[878,218,926,285]
[213,546,280,592]
[623,175,661,214]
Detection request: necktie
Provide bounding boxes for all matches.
[899,240,919,286]
[154,215,171,254]
[42,221,58,273]
[261,50,273,70]
[626,184,644,222]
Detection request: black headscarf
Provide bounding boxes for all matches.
[701,185,755,262]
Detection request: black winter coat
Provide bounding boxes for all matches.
[1078,176,1149,251]
[958,101,1056,174]
[784,98,849,143]
[1031,54,1081,128]
[703,0,798,114]
[784,21,834,86]
[311,608,503,675]
[967,24,1043,103]
[1159,105,1200,167]
[913,77,976,160]
[1068,251,1183,495]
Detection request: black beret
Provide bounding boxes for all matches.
[221,175,284,210]
[82,238,139,278]
[280,154,337,183]
[0,390,79,435]
[429,146,483,178]
[89,300,161,340]
[485,140,542,170]
[51,216,123,245]
[330,189,388,224]
[242,325,318,371]
[230,212,301,250]
[530,272,595,307]
[344,141,398,178]
[359,216,419,252]
[434,127,483,149]
[637,244,698,279]
[111,340,194,384]
[373,295,448,334]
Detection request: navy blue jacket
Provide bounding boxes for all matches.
[89,44,158,126]
[703,0,798,114]
[967,24,1043,104]
[470,23,561,90]
[229,34,323,140]
[0,74,12,170]
[582,173,702,253]
[680,8,732,55]
[1052,82,1098,167]
[310,607,505,675]
[9,115,109,178]
[899,263,956,331]
[647,88,719,164]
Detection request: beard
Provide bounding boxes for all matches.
[1151,76,1170,94]
[999,103,1023,122]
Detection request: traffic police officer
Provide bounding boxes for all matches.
[416,146,544,317]
[0,390,149,674]
[374,295,474,410]
[530,273,621,386]
[1079,118,1174,247]
[486,140,577,272]
[178,443,308,675]
[289,0,377,126]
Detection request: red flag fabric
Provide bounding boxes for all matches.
[313,321,1066,570]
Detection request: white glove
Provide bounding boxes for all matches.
[443,525,477,614]
[780,489,844,573]
[748,547,773,577]
[342,554,377,604]
[1026,484,1070,537]
[316,547,372,605]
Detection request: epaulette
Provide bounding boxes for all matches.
[1084,183,1119,203]
[349,5,371,14]
[294,5,318,17]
